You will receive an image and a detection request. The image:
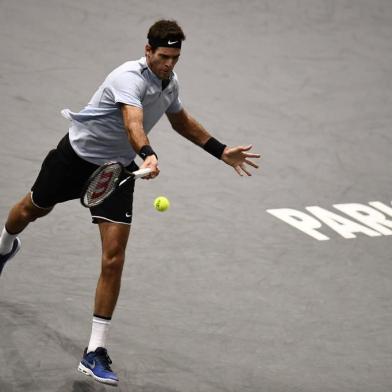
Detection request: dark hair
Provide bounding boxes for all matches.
[147,19,186,48]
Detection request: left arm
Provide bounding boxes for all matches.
[166,108,211,147]
[166,109,261,176]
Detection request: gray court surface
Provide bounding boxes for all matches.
[1,1,392,391]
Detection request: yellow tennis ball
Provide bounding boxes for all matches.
[154,196,170,212]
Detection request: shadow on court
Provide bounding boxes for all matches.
[1,0,392,391]
[0,301,184,391]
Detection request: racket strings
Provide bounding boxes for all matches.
[84,165,122,207]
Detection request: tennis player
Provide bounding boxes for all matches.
[0,20,260,386]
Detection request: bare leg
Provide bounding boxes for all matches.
[94,221,131,317]
[79,220,129,385]
[5,193,53,234]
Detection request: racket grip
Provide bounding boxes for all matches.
[133,168,152,179]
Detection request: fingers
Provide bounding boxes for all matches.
[242,147,261,159]
[234,164,252,177]
[146,164,159,179]
[240,144,253,152]
[241,146,261,173]
[234,166,243,177]
[239,145,261,156]
[244,152,261,158]
[141,156,160,180]
[237,145,261,159]
[142,170,159,180]
[244,159,259,169]
[149,166,160,179]
[240,164,252,176]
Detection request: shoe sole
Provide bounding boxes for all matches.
[13,238,21,259]
[78,362,119,387]
[0,238,21,276]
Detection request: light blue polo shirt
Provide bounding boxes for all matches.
[62,56,182,166]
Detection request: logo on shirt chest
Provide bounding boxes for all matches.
[142,88,174,105]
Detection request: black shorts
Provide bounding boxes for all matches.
[31,134,138,225]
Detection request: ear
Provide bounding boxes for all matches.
[145,44,152,57]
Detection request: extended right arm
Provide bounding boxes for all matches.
[120,104,159,178]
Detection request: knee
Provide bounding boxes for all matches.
[19,206,36,222]
[19,200,48,222]
[101,246,126,277]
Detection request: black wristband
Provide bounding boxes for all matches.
[139,145,157,160]
[203,137,227,159]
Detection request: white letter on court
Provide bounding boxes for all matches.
[266,208,330,241]
[306,206,381,239]
[333,203,392,236]
[369,201,392,218]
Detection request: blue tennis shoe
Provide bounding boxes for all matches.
[78,347,119,386]
[0,238,21,276]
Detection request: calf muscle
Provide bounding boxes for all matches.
[5,193,52,234]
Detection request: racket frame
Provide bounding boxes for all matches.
[80,162,151,208]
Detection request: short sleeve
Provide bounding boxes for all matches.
[166,94,183,114]
[108,71,145,108]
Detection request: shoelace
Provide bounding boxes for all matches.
[96,350,113,371]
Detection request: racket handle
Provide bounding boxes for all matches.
[132,168,152,179]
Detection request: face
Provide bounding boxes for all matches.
[145,45,181,80]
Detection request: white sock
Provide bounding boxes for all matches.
[87,316,111,353]
[0,227,17,255]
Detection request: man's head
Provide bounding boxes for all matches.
[145,19,186,80]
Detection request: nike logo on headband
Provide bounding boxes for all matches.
[148,38,182,48]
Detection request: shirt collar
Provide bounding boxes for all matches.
[140,56,173,87]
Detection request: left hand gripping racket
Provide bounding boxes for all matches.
[81,162,151,208]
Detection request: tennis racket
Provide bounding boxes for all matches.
[81,162,151,208]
